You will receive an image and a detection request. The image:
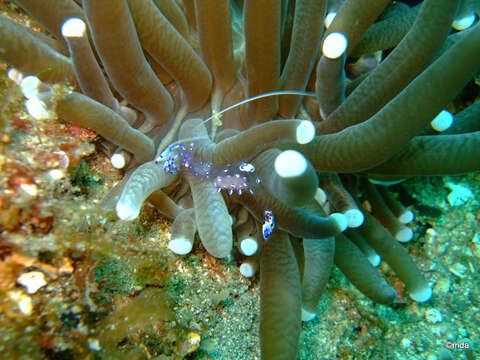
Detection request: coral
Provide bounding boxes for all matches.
[1,0,480,359]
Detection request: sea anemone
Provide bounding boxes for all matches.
[1,0,479,358]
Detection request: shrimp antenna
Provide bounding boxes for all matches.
[201,90,317,128]
[156,90,317,157]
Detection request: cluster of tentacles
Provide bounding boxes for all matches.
[2,0,480,358]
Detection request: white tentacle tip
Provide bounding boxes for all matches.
[324,12,336,28]
[396,227,414,243]
[329,212,347,232]
[20,76,41,99]
[345,209,364,228]
[61,18,86,38]
[274,150,308,178]
[431,110,453,132]
[239,263,256,278]
[398,210,414,224]
[110,153,126,169]
[368,254,381,267]
[452,14,476,31]
[7,68,23,85]
[25,98,49,120]
[314,187,328,206]
[168,237,193,255]
[239,237,258,256]
[409,286,432,303]
[115,202,139,221]
[323,32,348,59]
[296,120,315,144]
[301,308,317,322]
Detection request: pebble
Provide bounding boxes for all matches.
[472,233,480,243]
[47,169,65,181]
[425,228,437,244]
[180,332,201,356]
[432,242,448,256]
[19,183,38,197]
[8,290,33,315]
[17,271,47,294]
[445,181,473,206]
[88,338,101,351]
[401,338,412,348]
[471,233,480,258]
[448,263,468,278]
[434,277,450,295]
[425,309,443,324]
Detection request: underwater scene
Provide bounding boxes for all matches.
[0,0,479,359]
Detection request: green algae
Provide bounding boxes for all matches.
[94,256,139,296]
[68,159,103,192]
[0,65,23,131]
[94,288,180,357]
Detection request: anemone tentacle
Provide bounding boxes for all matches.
[1,0,479,358]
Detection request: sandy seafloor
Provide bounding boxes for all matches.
[0,3,479,359]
